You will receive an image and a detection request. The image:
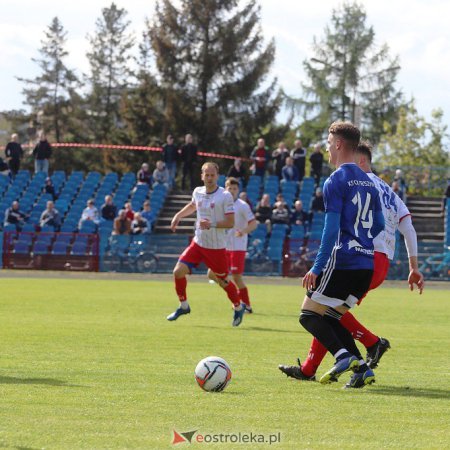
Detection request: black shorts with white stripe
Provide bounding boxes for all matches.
[307,269,373,308]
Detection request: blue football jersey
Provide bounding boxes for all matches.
[323,163,382,270]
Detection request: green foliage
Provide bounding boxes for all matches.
[148,0,286,153]
[17,17,79,142]
[85,3,134,143]
[0,277,448,448]
[299,2,402,144]
[377,100,450,167]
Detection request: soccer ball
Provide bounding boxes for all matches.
[194,356,232,392]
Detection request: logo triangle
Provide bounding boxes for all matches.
[172,430,187,445]
[181,430,197,443]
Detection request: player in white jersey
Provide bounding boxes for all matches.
[207,177,257,313]
[280,141,424,386]
[167,162,246,327]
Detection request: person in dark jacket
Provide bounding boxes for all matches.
[5,133,24,175]
[33,132,52,174]
[180,134,198,190]
[44,177,57,201]
[227,158,246,185]
[101,195,118,221]
[4,201,27,231]
[290,139,306,182]
[161,135,178,187]
[310,143,324,186]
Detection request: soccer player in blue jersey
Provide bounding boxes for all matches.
[280,122,385,388]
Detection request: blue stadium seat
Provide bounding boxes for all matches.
[52,242,69,255]
[33,242,49,254]
[79,221,97,234]
[72,241,88,256]
[14,242,30,254]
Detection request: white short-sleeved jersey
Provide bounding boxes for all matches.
[367,172,410,260]
[226,199,256,251]
[192,186,234,249]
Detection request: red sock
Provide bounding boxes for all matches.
[340,312,379,348]
[301,337,328,377]
[239,287,250,307]
[222,281,240,307]
[174,277,187,301]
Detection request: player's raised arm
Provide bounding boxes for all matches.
[170,201,196,232]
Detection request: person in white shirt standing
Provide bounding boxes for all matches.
[207,177,257,313]
[167,162,246,327]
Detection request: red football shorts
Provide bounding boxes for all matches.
[226,250,246,275]
[179,241,228,276]
[357,251,390,305]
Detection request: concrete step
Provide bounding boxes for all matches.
[416,232,445,241]
[155,224,195,234]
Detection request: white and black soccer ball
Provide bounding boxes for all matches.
[194,356,232,392]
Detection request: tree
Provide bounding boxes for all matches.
[18,17,79,142]
[148,0,286,157]
[299,2,403,144]
[85,2,134,147]
[121,28,165,147]
[377,100,449,167]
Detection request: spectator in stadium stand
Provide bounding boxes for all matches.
[39,201,61,231]
[141,200,156,229]
[32,131,52,175]
[281,157,300,184]
[311,187,325,214]
[44,177,57,201]
[4,201,27,231]
[101,195,117,221]
[79,199,100,229]
[137,163,153,186]
[153,160,170,189]
[161,134,178,187]
[113,209,131,235]
[131,212,150,235]
[276,193,288,208]
[227,158,246,185]
[271,200,290,225]
[310,143,324,186]
[124,202,135,221]
[250,138,270,178]
[271,142,290,178]
[255,193,272,225]
[4,133,23,176]
[180,133,198,191]
[239,191,253,211]
[290,200,309,229]
[393,169,407,199]
[391,180,404,201]
[290,139,307,182]
[0,157,9,177]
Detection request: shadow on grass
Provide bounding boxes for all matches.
[193,325,298,334]
[0,376,85,388]
[370,385,450,400]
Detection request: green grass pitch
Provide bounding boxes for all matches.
[0,277,449,449]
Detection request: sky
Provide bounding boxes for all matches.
[1,0,449,127]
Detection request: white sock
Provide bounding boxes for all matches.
[334,348,348,359]
[234,303,243,311]
[180,301,189,310]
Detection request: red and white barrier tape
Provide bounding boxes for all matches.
[23,142,250,161]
